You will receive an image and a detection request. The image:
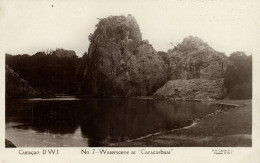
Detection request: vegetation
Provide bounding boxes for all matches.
[6,65,40,98]
[224,52,252,99]
[6,49,80,96]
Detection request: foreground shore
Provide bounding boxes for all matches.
[110,99,252,147]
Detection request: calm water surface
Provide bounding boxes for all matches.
[6,98,229,147]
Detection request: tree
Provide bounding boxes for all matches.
[224,51,252,99]
[6,50,80,96]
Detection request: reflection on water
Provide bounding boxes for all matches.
[6,98,229,147]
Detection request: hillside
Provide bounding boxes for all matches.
[6,65,40,98]
[6,49,80,96]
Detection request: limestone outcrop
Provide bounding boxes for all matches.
[154,78,224,100]
[79,15,167,96]
[153,36,229,100]
[167,36,229,80]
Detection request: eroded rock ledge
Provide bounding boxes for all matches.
[154,78,224,100]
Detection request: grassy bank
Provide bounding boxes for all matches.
[110,99,252,147]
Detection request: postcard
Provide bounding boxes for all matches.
[0,0,259,162]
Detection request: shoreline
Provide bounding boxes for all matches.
[110,99,252,147]
[6,99,252,147]
[107,100,235,146]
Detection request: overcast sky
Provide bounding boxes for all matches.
[1,0,260,57]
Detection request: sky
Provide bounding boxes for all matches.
[1,0,260,57]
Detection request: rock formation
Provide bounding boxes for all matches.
[6,65,40,98]
[154,36,229,100]
[52,49,77,58]
[167,36,229,80]
[79,15,167,96]
[154,79,224,100]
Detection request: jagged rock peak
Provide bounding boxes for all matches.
[166,36,228,80]
[174,36,212,52]
[89,15,142,51]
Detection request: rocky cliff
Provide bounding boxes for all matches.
[167,36,229,80]
[154,36,229,100]
[6,65,40,98]
[79,15,167,96]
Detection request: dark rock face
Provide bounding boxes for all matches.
[6,65,40,98]
[167,36,229,80]
[154,36,229,100]
[79,15,167,96]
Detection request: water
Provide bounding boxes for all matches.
[6,97,230,147]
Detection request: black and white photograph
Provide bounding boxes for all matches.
[0,0,259,162]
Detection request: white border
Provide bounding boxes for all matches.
[0,0,259,162]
